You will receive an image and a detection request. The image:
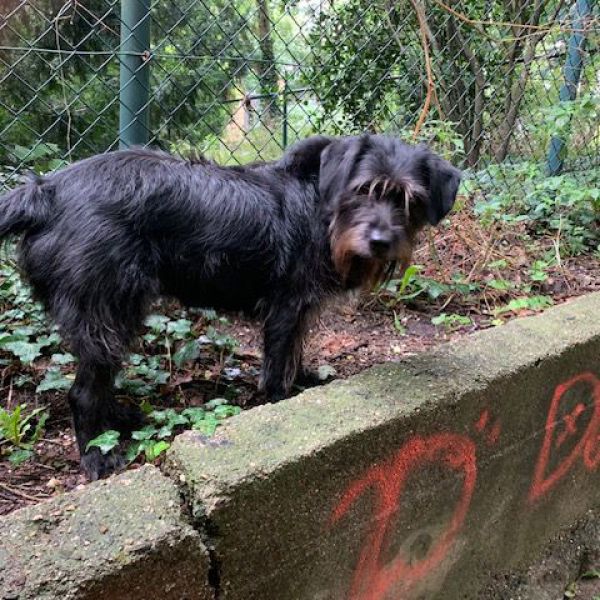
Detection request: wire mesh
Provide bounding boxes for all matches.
[0,0,598,194]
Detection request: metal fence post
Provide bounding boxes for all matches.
[282,77,289,148]
[119,0,151,149]
[546,0,590,175]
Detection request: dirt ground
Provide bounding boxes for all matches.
[1,206,599,516]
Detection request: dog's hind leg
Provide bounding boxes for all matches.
[67,333,146,480]
[56,281,154,479]
[67,360,132,480]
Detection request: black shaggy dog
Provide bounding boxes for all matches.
[0,134,460,479]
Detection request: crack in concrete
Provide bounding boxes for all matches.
[162,465,222,600]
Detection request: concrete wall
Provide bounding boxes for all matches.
[2,292,600,599]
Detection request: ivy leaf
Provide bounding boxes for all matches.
[486,279,511,291]
[166,319,193,339]
[172,340,200,368]
[214,404,241,419]
[204,397,228,410]
[8,448,33,466]
[182,407,206,425]
[144,314,169,332]
[51,352,76,365]
[86,430,120,454]
[193,420,218,436]
[3,341,44,364]
[36,368,73,393]
[145,440,170,461]
[132,425,158,441]
[125,441,143,462]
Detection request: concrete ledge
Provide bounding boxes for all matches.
[0,465,210,599]
[166,292,600,599]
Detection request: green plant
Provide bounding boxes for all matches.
[495,295,554,316]
[581,569,600,580]
[383,266,480,305]
[431,313,472,331]
[392,311,406,335]
[486,278,512,291]
[10,143,67,174]
[85,430,120,455]
[0,404,48,465]
[115,313,241,397]
[473,161,600,256]
[86,400,242,463]
[528,257,555,285]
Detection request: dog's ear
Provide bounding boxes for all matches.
[279,135,334,179]
[319,135,367,204]
[424,154,461,225]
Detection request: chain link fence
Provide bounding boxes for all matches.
[0,0,598,195]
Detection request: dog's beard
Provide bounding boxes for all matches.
[330,226,414,291]
[330,227,387,290]
[345,255,387,290]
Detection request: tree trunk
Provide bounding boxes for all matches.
[493,0,564,162]
[255,0,278,122]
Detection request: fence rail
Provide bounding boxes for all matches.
[0,0,598,195]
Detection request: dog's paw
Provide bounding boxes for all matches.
[265,389,286,403]
[80,448,126,481]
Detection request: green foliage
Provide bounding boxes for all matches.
[85,430,120,455]
[431,313,472,331]
[10,143,67,174]
[581,570,600,580]
[495,296,554,316]
[473,161,600,255]
[304,0,423,134]
[531,94,600,161]
[86,401,241,462]
[0,256,240,408]
[383,266,480,305]
[303,0,571,167]
[200,326,239,355]
[392,311,406,335]
[0,404,48,465]
[36,367,73,393]
[0,0,254,163]
[0,261,64,371]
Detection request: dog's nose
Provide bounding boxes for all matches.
[369,230,392,255]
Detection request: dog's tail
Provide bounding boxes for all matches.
[0,174,52,238]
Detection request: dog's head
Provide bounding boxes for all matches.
[315,134,461,289]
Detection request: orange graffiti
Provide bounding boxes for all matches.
[529,372,600,503]
[329,433,477,600]
[474,409,501,446]
[329,372,600,600]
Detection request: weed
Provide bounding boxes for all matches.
[0,404,48,465]
[382,266,480,306]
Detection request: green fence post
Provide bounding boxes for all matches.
[119,0,151,149]
[546,0,590,175]
[282,77,289,148]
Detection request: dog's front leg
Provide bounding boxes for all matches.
[261,301,310,401]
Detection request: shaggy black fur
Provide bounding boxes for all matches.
[0,134,460,479]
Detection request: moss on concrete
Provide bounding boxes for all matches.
[0,465,210,599]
